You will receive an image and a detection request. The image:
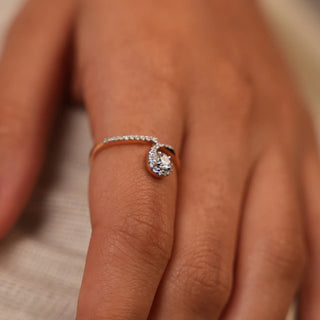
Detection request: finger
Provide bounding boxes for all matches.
[0,0,75,238]
[75,1,184,318]
[148,137,248,319]
[148,59,255,320]
[299,151,320,320]
[222,149,306,320]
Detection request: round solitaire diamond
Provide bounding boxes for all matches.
[148,150,173,177]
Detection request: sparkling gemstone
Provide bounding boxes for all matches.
[148,150,172,177]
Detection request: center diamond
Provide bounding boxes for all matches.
[148,150,173,177]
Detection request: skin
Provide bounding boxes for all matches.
[0,0,319,319]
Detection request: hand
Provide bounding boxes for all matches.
[0,0,319,319]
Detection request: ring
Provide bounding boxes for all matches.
[90,135,180,178]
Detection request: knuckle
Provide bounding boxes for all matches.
[261,232,307,280]
[173,244,232,314]
[215,60,254,124]
[94,185,174,269]
[81,33,184,114]
[194,59,255,142]
[112,212,173,265]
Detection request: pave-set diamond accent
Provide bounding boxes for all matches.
[102,135,176,178]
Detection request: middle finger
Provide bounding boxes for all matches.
[149,119,251,318]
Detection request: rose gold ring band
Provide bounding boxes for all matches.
[90,135,180,178]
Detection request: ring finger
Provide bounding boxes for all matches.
[75,1,185,318]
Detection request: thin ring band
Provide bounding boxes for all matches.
[90,135,180,178]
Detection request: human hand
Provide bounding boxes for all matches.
[0,0,319,319]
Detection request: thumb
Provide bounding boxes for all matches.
[0,0,76,238]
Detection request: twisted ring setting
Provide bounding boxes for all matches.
[90,135,180,178]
